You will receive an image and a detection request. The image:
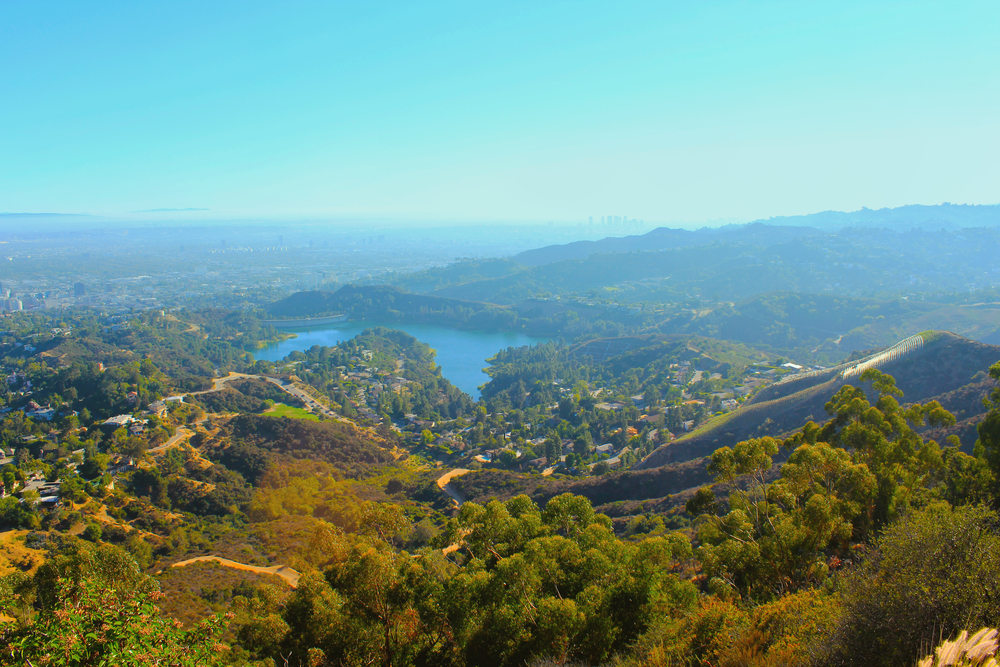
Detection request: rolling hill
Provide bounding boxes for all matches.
[638,331,1000,470]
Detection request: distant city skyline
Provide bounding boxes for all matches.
[3,1,999,223]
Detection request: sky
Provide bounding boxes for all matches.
[2,1,999,225]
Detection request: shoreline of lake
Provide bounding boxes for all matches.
[254,321,550,399]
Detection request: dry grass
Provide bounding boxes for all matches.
[919,628,999,667]
[0,530,46,577]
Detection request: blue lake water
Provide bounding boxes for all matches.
[254,322,550,399]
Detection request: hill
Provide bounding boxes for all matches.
[638,331,1000,469]
[511,204,1000,269]
[267,284,510,320]
[423,227,1000,310]
[453,330,1000,522]
[267,284,654,340]
[648,292,1000,365]
[759,202,1000,231]
[512,222,823,267]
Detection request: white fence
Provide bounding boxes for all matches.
[839,334,924,380]
[773,333,925,386]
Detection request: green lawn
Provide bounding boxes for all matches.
[267,403,319,421]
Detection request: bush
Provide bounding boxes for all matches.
[82,522,103,542]
[821,504,1000,667]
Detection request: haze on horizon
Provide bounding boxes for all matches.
[2,1,999,225]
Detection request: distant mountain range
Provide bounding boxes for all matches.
[756,202,1000,231]
[514,203,1000,266]
[513,222,821,266]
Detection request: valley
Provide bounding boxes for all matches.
[2,214,1000,667]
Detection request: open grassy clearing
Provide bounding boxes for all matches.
[266,402,319,421]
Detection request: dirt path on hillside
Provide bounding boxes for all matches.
[437,468,471,505]
[166,556,301,587]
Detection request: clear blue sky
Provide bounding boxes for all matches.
[2,1,999,224]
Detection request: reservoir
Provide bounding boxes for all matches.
[254,322,550,399]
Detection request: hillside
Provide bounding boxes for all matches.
[267,284,509,320]
[404,225,1000,314]
[512,222,823,267]
[759,202,1000,231]
[510,205,1000,270]
[267,284,654,340]
[638,331,1000,469]
[448,330,1000,520]
[650,292,1000,365]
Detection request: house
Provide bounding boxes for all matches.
[27,407,56,421]
[103,414,135,427]
[127,391,138,404]
[595,443,615,454]
[145,400,167,417]
[107,457,136,475]
[23,477,60,500]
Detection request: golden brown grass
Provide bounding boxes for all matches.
[918,628,999,667]
[0,530,45,577]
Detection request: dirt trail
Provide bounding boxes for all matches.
[166,556,301,587]
[436,468,471,505]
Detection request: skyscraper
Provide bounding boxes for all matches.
[74,282,85,297]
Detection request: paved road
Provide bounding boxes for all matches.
[148,426,192,454]
[259,376,340,420]
[170,372,341,421]
[170,372,256,399]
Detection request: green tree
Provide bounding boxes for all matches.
[814,369,953,527]
[0,543,228,666]
[974,361,1000,498]
[82,522,103,542]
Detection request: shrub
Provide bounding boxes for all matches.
[82,522,103,542]
[821,504,1000,667]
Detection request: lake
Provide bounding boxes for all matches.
[254,322,550,399]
